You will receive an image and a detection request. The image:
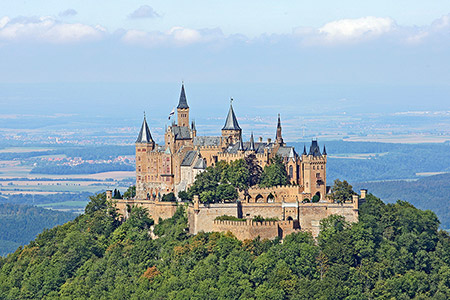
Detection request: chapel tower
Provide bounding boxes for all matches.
[275,114,285,146]
[177,83,190,127]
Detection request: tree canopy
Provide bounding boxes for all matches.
[259,155,289,187]
[2,192,450,299]
[6,141,450,297]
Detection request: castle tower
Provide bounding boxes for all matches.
[276,114,285,146]
[301,140,327,200]
[135,115,155,199]
[249,132,255,152]
[177,83,190,127]
[222,99,242,145]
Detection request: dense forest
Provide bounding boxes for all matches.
[354,173,450,230]
[1,192,450,299]
[0,204,76,256]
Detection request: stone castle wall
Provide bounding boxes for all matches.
[115,199,178,224]
[212,220,300,240]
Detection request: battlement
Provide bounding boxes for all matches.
[213,219,296,227]
[212,219,300,240]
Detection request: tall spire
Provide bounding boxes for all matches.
[191,120,196,131]
[276,113,284,145]
[177,83,189,109]
[136,115,153,143]
[303,145,307,155]
[249,132,255,151]
[323,145,327,155]
[238,135,245,151]
[222,99,241,130]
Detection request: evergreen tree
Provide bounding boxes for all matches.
[259,155,289,187]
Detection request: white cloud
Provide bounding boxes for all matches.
[128,5,160,19]
[0,16,106,43]
[122,26,223,47]
[59,9,78,18]
[317,16,395,43]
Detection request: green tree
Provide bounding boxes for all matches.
[245,154,263,186]
[161,192,176,202]
[259,155,289,187]
[123,185,136,199]
[178,190,190,201]
[216,184,238,202]
[330,179,355,203]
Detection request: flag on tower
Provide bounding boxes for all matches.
[168,108,175,120]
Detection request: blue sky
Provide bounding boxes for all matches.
[0,1,449,135]
[0,1,449,84]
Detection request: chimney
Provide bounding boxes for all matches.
[360,189,367,199]
[352,194,359,203]
[193,195,200,211]
[267,138,272,143]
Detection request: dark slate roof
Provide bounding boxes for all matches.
[181,150,198,166]
[177,84,189,109]
[276,146,296,158]
[136,117,153,143]
[225,141,272,154]
[193,158,207,169]
[172,126,191,140]
[238,136,245,151]
[191,120,196,131]
[323,145,327,155]
[302,145,307,155]
[193,136,221,147]
[309,140,322,157]
[222,103,241,130]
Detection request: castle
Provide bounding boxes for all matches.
[114,84,366,240]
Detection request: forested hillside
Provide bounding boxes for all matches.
[354,173,450,230]
[2,193,450,299]
[0,204,76,256]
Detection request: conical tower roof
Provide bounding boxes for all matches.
[177,83,189,109]
[136,115,153,143]
[222,100,241,130]
[323,145,327,155]
[238,135,245,151]
[249,132,255,151]
[303,145,307,155]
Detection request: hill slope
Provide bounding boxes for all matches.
[354,173,450,230]
[2,193,450,299]
[0,204,76,256]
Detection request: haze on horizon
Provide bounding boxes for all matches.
[0,1,449,142]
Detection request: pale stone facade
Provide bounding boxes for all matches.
[114,84,363,240]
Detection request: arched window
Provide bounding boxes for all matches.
[289,165,293,179]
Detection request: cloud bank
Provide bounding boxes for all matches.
[0,14,449,47]
[0,16,105,43]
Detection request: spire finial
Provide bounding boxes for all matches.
[230,97,233,105]
[144,111,146,119]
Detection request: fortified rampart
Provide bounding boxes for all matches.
[112,189,366,240]
[212,219,300,240]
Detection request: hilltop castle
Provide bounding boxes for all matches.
[114,84,366,240]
